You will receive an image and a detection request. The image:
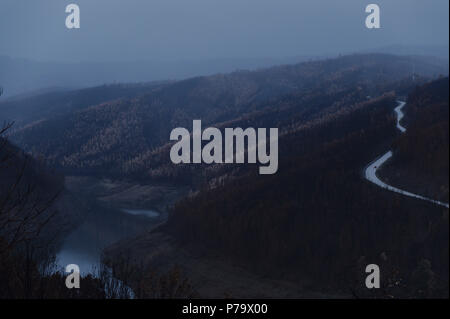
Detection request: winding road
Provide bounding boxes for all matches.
[364,100,449,209]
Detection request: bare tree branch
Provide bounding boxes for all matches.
[0,124,61,255]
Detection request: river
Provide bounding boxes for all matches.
[364,100,449,209]
[56,206,162,275]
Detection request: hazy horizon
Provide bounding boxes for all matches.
[1,0,449,97]
[1,0,448,63]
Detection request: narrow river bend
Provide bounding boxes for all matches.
[364,100,449,209]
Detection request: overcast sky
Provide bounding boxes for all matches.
[0,0,448,62]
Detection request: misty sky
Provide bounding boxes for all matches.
[0,0,449,62]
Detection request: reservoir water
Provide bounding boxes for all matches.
[56,206,161,275]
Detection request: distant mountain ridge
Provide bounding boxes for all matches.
[0,55,318,98]
[3,53,447,181]
[1,44,448,98]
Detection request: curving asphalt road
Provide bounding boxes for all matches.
[364,100,449,209]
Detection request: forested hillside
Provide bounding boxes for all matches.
[379,77,449,202]
[0,82,167,127]
[0,125,64,243]
[0,124,63,297]
[1,54,448,298]
[160,83,449,297]
[5,54,444,179]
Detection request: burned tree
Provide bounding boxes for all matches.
[0,122,61,256]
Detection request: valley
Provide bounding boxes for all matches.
[1,0,449,302]
[55,175,188,275]
[1,53,448,298]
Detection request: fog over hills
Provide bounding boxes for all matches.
[0,55,318,98]
[1,0,447,98]
[1,44,448,98]
[2,53,446,182]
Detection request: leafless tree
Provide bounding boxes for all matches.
[0,123,61,256]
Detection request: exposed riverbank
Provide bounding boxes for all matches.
[56,176,188,275]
